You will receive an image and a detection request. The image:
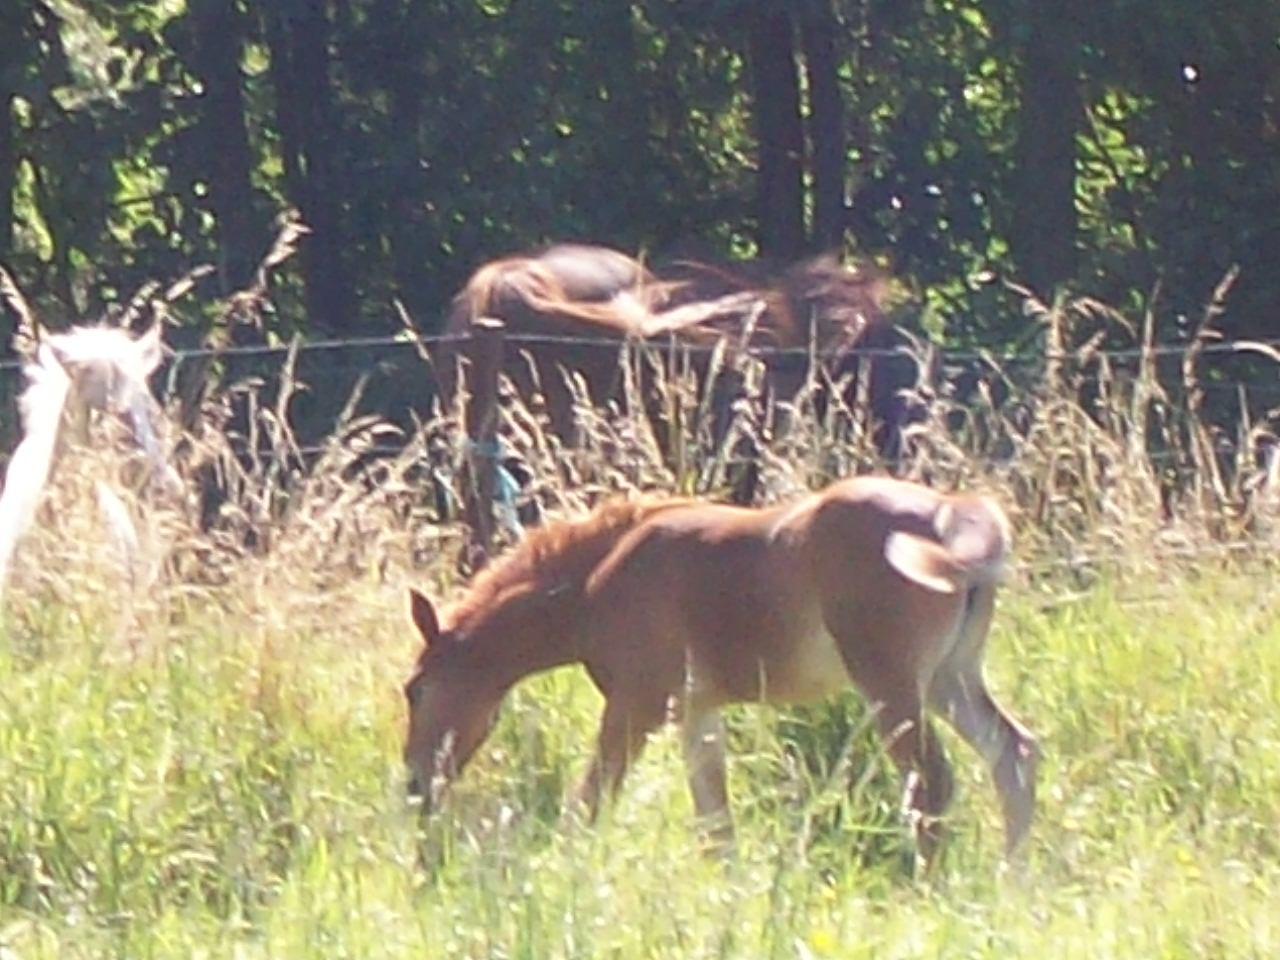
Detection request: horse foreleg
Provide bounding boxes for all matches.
[859,681,955,868]
[573,698,660,822]
[680,707,735,855]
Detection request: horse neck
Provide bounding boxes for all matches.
[456,587,590,695]
[449,498,687,690]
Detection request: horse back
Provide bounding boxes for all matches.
[533,244,654,301]
[578,479,1001,708]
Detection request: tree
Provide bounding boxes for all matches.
[262,1,355,334]
[1009,0,1081,298]
[4,0,1280,356]
[747,4,806,259]
[799,0,846,252]
[370,0,432,323]
[183,0,261,294]
[0,0,20,269]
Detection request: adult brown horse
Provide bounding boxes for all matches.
[434,243,917,462]
[401,476,1038,864]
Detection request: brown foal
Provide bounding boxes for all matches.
[402,476,1037,862]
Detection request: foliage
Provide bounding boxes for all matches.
[1,1,1278,347]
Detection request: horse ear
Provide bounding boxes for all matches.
[407,587,441,648]
[134,323,164,375]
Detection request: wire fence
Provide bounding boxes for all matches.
[6,323,1279,473]
[4,326,1280,373]
[4,319,1279,604]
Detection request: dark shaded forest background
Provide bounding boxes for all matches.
[1,0,1278,355]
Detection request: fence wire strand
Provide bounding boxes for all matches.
[4,327,1280,374]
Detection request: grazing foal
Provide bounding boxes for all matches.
[402,477,1037,861]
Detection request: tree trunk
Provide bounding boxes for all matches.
[0,0,29,272]
[187,0,260,294]
[0,94,14,271]
[375,0,431,326]
[748,6,806,260]
[263,3,355,334]
[799,0,846,253]
[588,1,658,242]
[387,78,430,326]
[0,80,14,373]
[1011,0,1080,298]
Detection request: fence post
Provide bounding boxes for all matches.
[461,318,505,569]
[714,364,761,506]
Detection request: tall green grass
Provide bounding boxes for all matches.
[3,565,1278,959]
[4,259,1279,956]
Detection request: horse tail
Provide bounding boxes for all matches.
[883,494,1011,595]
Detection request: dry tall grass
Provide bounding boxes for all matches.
[2,252,1275,629]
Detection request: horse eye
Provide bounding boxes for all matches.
[405,682,423,707]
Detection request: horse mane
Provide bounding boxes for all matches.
[446,497,689,631]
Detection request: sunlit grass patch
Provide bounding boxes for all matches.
[4,560,1280,957]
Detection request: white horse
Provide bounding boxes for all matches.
[0,322,180,596]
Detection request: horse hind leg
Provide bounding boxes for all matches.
[831,618,956,866]
[926,583,1038,856]
[891,715,955,867]
[852,675,955,868]
[680,707,736,855]
[928,668,1038,857]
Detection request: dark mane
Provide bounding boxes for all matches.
[446,497,689,630]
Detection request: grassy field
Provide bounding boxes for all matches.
[2,557,1278,960]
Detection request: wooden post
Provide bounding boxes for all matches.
[713,362,761,506]
[461,318,505,569]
